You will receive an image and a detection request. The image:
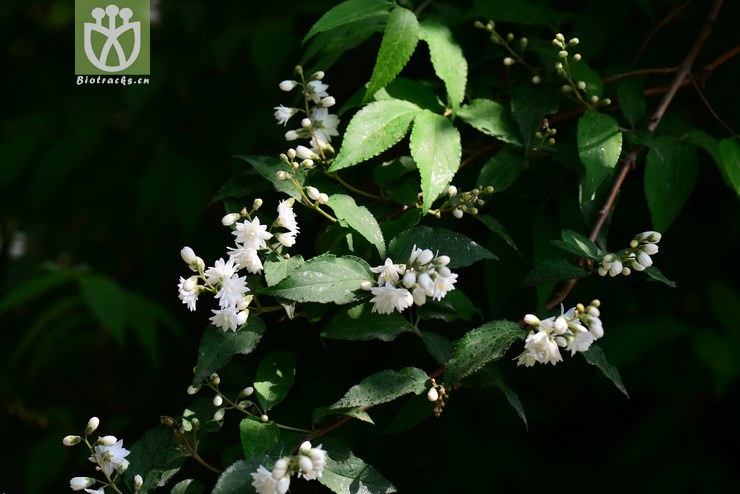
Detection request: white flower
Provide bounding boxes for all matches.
[251,465,290,494]
[517,331,562,367]
[431,269,457,301]
[305,80,329,103]
[636,251,653,268]
[608,259,623,277]
[228,245,264,274]
[210,307,243,332]
[275,231,297,247]
[276,199,299,233]
[369,285,414,314]
[642,243,659,255]
[178,276,199,311]
[70,477,94,491]
[89,439,130,477]
[295,145,319,161]
[311,107,340,144]
[84,488,105,494]
[566,326,596,355]
[134,474,143,489]
[370,258,404,286]
[233,217,273,251]
[274,105,297,126]
[408,245,434,266]
[205,258,237,284]
[222,213,241,226]
[215,274,249,308]
[297,443,327,480]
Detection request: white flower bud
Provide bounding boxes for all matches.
[554,62,563,70]
[134,474,143,490]
[70,477,95,491]
[236,310,249,326]
[118,459,130,473]
[562,84,573,93]
[447,185,457,197]
[295,145,319,160]
[213,395,223,407]
[555,33,565,42]
[642,243,659,255]
[577,81,586,90]
[602,98,611,106]
[306,186,320,200]
[318,193,329,204]
[213,408,225,421]
[240,386,254,397]
[63,435,81,446]
[402,271,416,288]
[591,95,599,103]
[503,57,515,66]
[572,53,582,62]
[253,198,263,209]
[532,75,541,84]
[286,148,296,160]
[588,319,604,339]
[273,458,289,478]
[85,417,100,434]
[558,50,568,58]
[569,37,579,46]
[554,316,568,335]
[320,96,336,107]
[276,170,289,181]
[622,267,631,276]
[210,373,220,385]
[608,260,623,277]
[311,70,325,80]
[187,385,200,395]
[649,232,662,243]
[99,435,118,446]
[301,159,314,168]
[427,387,439,402]
[360,280,373,291]
[588,306,600,317]
[523,314,540,326]
[631,260,646,271]
[301,117,312,128]
[285,130,299,141]
[276,476,290,494]
[260,414,269,422]
[180,247,197,265]
[630,239,639,249]
[597,266,608,276]
[436,255,450,266]
[637,251,653,267]
[222,213,240,226]
[183,277,197,292]
[279,80,298,91]
[417,249,434,265]
[453,208,464,219]
[299,441,312,453]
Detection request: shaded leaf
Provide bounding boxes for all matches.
[0,270,75,314]
[331,367,429,409]
[475,214,519,253]
[419,20,467,108]
[122,425,184,493]
[379,208,422,241]
[416,289,478,322]
[410,110,461,212]
[254,351,296,411]
[388,226,497,268]
[551,229,601,260]
[478,145,526,192]
[212,457,271,494]
[462,363,527,428]
[445,320,524,384]
[581,344,629,397]
[322,304,412,342]
[328,194,386,258]
[644,265,676,288]
[719,138,740,197]
[236,155,304,200]
[240,417,280,458]
[421,331,454,365]
[313,406,375,425]
[365,6,419,100]
[520,258,590,287]
[171,479,206,494]
[510,82,559,151]
[618,78,646,126]
[303,0,393,43]
[264,254,305,287]
[457,98,522,145]
[382,393,435,434]
[320,438,397,494]
[79,274,127,347]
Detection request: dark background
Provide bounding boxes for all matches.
[1,0,739,492]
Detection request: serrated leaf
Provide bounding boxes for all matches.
[236,155,304,200]
[212,457,271,494]
[170,479,206,494]
[263,254,305,287]
[303,0,393,43]
[364,7,419,101]
[445,320,524,384]
[419,20,467,108]
[581,344,629,397]
[254,351,296,411]
[520,258,590,287]
[259,254,372,304]
[462,363,527,428]
[644,265,676,288]
[331,367,429,409]
[211,170,268,202]
[478,145,525,192]
[240,417,280,458]
[121,425,184,493]
[330,100,422,172]
[644,135,699,232]
[421,331,454,365]
[193,316,266,385]
[328,194,386,258]
[457,98,521,145]
[372,77,442,111]
[319,438,397,494]
[552,229,601,260]
[617,78,646,126]
[321,304,412,342]
[719,138,740,197]
[475,214,519,253]
[510,82,559,151]
[302,15,387,71]
[388,226,496,268]
[382,393,435,434]
[410,110,461,212]
[312,406,375,425]
[577,111,622,211]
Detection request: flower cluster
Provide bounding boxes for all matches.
[275,66,339,159]
[474,20,540,84]
[517,300,604,367]
[177,200,300,331]
[444,185,494,219]
[187,372,257,423]
[552,33,610,108]
[63,417,141,493]
[597,231,661,277]
[251,441,327,494]
[362,246,458,314]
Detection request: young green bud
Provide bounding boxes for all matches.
[63,435,81,446]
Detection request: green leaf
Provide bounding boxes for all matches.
[78,274,127,347]
[617,78,646,125]
[303,0,393,43]
[551,229,601,260]
[719,138,740,197]
[372,77,442,111]
[193,316,266,386]
[0,270,75,314]
[302,15,387,71]
[259,254,372,304]
[581,344,629,397]
[380,208,422,241]
[421,331,454,365]
[254,351,296,411]
[122,425,184,492]
[570,60,603,99]
[410,110,461,212]
[331,367,429,409]
[330,100,422,172]
[457,99,522,146]
[475,214,519,253]
[312,406,375,425]
[445,320,524,384]
[388,226,497,268]
[240,417,280,458]
[236,155,303,200]
[416,289,478,322]
[510,82,559,151]
[328,194,386,258]
[478,145,526,192]
[321,304,412,341]
[212,457,271,494]
[520,258,591,287]
[644,135,699,232]
[577,110,622,212]
[462,363,527,428]
[263,254,305,287]
[418,20,467,108]
[170,479,206,494]
[364,6,419,101]
[644,265,676,288]
[382,393,435,434]
[320,438,397,494]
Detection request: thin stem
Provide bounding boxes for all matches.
[545,0,725,309]
[330,173,381,199]
[276,423,313,434]
[603,66,677,83]
[687,72,736,135]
